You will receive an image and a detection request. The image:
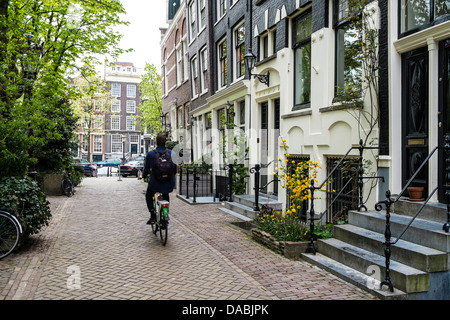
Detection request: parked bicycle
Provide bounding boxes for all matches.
[0,209,22,260]
[61,170,75,197]
[150,192,170,246]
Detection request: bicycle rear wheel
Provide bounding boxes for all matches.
[0,212,21,259]
[159,208,168,246]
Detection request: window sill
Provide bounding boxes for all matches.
[281,109,312,119]
[255,54,276,67]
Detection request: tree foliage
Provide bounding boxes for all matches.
[0,0,130,176]
[138,63,163,133]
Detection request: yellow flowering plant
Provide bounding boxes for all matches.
[254,138,333,242]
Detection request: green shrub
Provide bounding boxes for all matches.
[0,176,52,235]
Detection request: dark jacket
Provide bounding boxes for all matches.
[143,146,177,194]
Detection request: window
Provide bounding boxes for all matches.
[189,1,196,41]
[176,45,183,86]
[334,0,362,97]
[126,116,136,131]
[200,46,208,93]
[94,116,103,129]
[191,55,198,97]
[239,101,245,126]
[183,38,189,81]
[218,38,228,88]
[126,100,136,113]
[293,11,312,107]
[111,134,122,152]
[400,0,450,34]
[127,85,136,98]
[217,0,226,20]
[93,135,102,153]
[261,33,269,59]
[198,0,206,31]
[235,22,246,79]
[111,99,120,113]
[111,115,120,130]
[111,83,121,97]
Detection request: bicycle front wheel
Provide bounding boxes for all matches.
[159,208,168,246]
[0,212,21,259]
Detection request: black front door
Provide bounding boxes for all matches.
[438,39,450,202]
[402,47,429,196]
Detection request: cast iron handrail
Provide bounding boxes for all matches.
[374,135,450,292]
[306,140,383,254]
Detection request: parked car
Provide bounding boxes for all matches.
[96,158,122,167]
[119,161,144,177]
[73,158,97,177]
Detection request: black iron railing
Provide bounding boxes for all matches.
[249,161,274,211]
[374,135,450,292]
[305,140,383,255]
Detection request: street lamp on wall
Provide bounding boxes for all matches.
[244,50,270,87]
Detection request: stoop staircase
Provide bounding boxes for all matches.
[220,194,282,220]
[302,198,450,300]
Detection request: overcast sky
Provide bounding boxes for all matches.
[113,0,169,72]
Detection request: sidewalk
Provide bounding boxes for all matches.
[0,176,377,300]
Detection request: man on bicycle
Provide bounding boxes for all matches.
[142,133,177,224]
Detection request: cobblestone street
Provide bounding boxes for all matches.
[0,176,377,302]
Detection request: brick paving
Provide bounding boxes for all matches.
[0,176,377,301]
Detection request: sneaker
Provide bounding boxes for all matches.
[146,213,156,225]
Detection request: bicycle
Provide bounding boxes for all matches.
[150,193,170,246]
[0,209,22,260]
[61,170,75,197]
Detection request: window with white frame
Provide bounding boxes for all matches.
[176,45,183,86]
[111,83,121,97]
[94,116,103,129]
[93,135,102,153]
[198,0,206,31]
[334,0,362,97]
[127,84,136,98]
[200,46,208,93]
[111,115,120,130]
[293,10,312,108]
[218,37,228,88]
[183,38,189,81]
[111,99,120,113]
[189,0,196,41]
[234,22,246,79]
[111,134,122,152]
[217,0,226,21]
[126,100,136,113]
[130,135,139,143]
[126,116,136,131]
[191,55,198,97]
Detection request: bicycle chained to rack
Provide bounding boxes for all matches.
[61,169,75,197]
[0,208,23,260]
[142,133,178,246]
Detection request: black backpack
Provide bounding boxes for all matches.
[153,149,174,181]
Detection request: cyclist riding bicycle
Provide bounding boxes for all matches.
[142,133,177,225]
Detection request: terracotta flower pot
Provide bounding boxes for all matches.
[407,187,424,201]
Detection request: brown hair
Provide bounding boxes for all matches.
[156,133,167,147]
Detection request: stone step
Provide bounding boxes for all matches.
[316,238,429,294]
[348,210,450,253]
[333,224,448,272]
[301,252,407,300]
[223,201,258,220]
[392,197,449,223]
[232,194,282,210]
